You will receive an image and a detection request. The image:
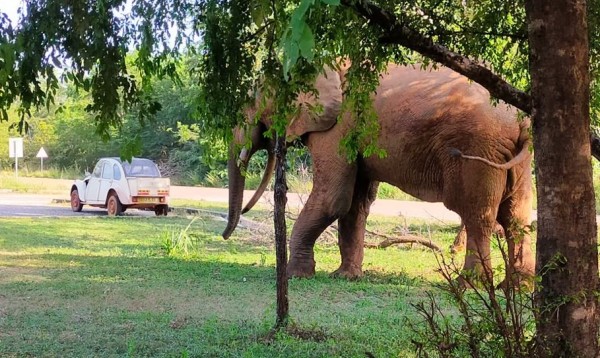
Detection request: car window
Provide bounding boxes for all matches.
[102,162,113,179]
[92,162,103,178]
[121,159,161,177]
[113,164,121,180]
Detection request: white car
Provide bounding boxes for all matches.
[70,157,170,216]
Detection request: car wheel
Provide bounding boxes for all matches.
[154,205,168,216]
[106,193,123,216]
[70,189,84,212]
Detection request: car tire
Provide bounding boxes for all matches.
[70,189,84,212]
[154,205,168,216]
[106,193,123,216]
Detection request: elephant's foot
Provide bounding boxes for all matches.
[456,264,494,289]
[450,242,465,255]
[450,228,467,254]
[496,268,535,292]
[287,257,316,279]
[331,263,363,280]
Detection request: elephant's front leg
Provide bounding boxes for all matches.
[287,157,358,279]
[287,201,337,278]
[333,175,379,279]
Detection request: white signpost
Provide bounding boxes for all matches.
[37,147,48,172]
[8,138,23,177]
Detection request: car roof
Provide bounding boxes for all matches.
[100,157,155,164]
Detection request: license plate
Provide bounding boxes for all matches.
[137,197,158,203]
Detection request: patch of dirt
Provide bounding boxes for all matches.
[169,316,189,330]
[261,323,329,344]
[0,266,49,284]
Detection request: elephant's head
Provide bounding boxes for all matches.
[222,67,344,239]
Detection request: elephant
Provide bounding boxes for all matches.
[223,63,533,286]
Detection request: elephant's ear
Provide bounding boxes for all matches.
[286,68,343,140]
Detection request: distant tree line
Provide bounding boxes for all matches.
[0,55,284,186]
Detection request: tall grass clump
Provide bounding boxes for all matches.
[160,218,200,256]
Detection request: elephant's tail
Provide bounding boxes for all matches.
[450,139,532,170]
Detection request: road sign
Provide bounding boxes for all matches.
[9,138,23,158]
[37,147,48,171]
[8,138,23,178]
[36,147,48,158]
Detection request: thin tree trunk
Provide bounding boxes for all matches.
[274,133,289,328]
[526,1,598,356]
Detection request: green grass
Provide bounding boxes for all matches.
[0,175,72,194]
[0,167,82,180]
[0,211,473,357]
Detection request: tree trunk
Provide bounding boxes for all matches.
[526,1,599,356]
[274,133,289,328]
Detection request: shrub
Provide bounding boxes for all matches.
[409,234,537,357]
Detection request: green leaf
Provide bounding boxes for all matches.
[251,2,265,26]
[320,0,340,5]
[283,40,300,78]
[298,23,315,62]
[120,135,142,162]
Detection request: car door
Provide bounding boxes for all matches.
[85,161,103,204]
[98,161,114,203]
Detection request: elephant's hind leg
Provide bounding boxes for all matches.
[460,214,498,287]
[332,175,379,279]
[497,186,534,288]
[450,221,467,254]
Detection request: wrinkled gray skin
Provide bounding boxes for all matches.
[224,64,533,285]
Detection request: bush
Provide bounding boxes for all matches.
[409,235,537,357]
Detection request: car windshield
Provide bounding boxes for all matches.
[121,159,161,178]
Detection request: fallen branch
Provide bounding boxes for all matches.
[329,224,442,251]
[265,190,441,251]
[364,234,441,251]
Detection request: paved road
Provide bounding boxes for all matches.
[0,194,155,217]
[0,178,466,222]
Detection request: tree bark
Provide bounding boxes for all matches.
[525,0,598,356]
[274,133,289,328]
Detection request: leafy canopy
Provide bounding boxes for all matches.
[1,0,599,151]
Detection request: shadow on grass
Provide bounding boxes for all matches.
[0,216,454,357]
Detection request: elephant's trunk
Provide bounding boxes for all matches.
[222,144,251,240]
[242,151,275,214]
[222,123,270,239]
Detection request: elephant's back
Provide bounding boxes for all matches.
[364,64,524,201]
[374,64,518,128]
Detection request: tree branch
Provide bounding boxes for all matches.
[341,0,600,160]
[340,0,532,113]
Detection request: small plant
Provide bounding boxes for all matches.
[160,218,200,256]
[126,339,137,357]
[409,234,537,357]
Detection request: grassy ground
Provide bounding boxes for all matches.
[0,175,72,195]
[0,204,481,357]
